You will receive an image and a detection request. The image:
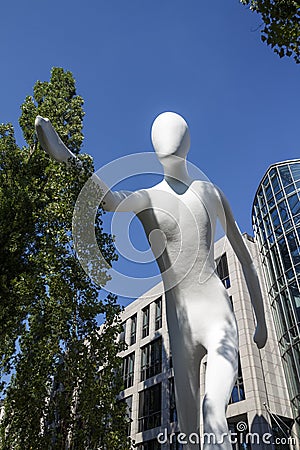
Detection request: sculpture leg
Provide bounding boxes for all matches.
[202,335,238,450]
[172,343,206,449]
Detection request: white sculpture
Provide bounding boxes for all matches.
[35,112,267,449]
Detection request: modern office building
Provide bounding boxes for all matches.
[252,159,300,432]
[119,234,298,449]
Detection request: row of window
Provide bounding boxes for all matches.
[254,163,300,213]
[123,342,245,403]
[122,297,162,347]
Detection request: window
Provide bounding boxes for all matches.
[290,163,300,182]
[288,193,300,216]
[271,207,281,229]
[263,214,272,237]
[119,321,126,344]
[155,297,162,330]
[289,282,300,321]
[285,184,295,195]
[122,352,135,389]
[216,253,230,288]
[287,230,300,265]
[278,200,290,223]
[279,165,293,187]
[142,306,150,338]
[169,377,177,423]
[265,183,273,201]
[228,416,250,450]
[123,395,132,436]
[141,338,162,381]
[130,314,137,345]
[271,172,281,193]
[278,237,292,271]
[276,190,284,201]
[229,356,245,404]
[138,384,161,432]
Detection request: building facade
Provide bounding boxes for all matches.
[119,234,297,449]
[252,159,300,431]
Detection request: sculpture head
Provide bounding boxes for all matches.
[151,112,190,165]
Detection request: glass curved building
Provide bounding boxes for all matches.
[252,159,300,423]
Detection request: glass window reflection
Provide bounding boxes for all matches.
[279,165,293,186]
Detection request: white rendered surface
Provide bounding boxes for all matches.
[35,112,267,449]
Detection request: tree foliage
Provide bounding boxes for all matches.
[241,0,300,63]
[0,68,130,449]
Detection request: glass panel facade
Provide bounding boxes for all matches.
[252,161,300,422]
[291,164,300,181]
[279,165,293,186]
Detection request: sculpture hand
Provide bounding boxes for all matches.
[35,116,77,164]
[253,322,267,349]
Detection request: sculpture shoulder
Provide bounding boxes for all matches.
[190,180,219,198]
[190,180,216,190]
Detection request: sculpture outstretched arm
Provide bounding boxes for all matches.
[35,116,77,163]
[34,116,149,213]
[215,186,267,349]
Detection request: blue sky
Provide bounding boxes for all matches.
[1,0,299,303]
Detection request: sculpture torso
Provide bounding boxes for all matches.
[137,179,216,279]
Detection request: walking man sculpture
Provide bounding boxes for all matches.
[35,112,267,449]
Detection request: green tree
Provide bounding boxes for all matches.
[0,123,38,383]
[0,68,130,450]
[241,0,300,63]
